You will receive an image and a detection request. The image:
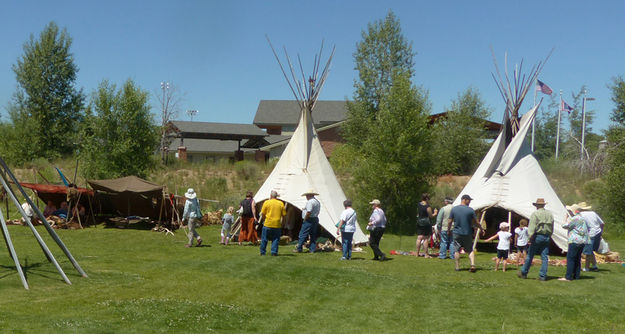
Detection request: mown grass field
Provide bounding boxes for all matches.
[1,224,623,333]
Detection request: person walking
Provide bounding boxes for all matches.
[367,199,387,261]
[577,202,604,272]
[518,198,554,281]
[448,194,484,272]
[182,188,203,248]
[337,199,357,260]
[221,206,234,245]
[559,204,590,281]
[436,197,454,259]
[295,189,321,253]
[259,190,286,256]
[416,193,438,258]
[238,191,258,245]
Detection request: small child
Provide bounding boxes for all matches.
[514,219,529,265]
[221,207,234,245]
[485,222,512,272]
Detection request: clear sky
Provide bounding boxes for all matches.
[1,0,623,132]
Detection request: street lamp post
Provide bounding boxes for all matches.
[580,91,595,161]
[186,109,198,122]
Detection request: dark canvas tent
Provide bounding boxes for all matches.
[88,176,165,219]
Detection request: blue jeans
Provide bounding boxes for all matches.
[521,234,550,278]
[260,226,281,255]
[566,243,585,280]
[438,231,454,259]
[341,232,354,259]
[297,217,319,252]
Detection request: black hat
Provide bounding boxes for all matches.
[461,194,473,201]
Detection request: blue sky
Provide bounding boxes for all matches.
[1,0,623,132]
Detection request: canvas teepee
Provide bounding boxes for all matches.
[254,40,368,244]
[454,52,569,251]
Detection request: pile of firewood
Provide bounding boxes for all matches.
[201,210,223,225]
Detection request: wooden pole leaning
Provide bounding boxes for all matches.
[0,157,87,278]
[0,173,72,285]
[472,210,487,253]
[0,208,29,289]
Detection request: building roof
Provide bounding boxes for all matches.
[169,121,267,140]
[254,100,347,127]
[169,138,255,153]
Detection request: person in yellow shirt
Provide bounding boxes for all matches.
[259,190,287,256]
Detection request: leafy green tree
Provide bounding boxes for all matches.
[432,87,491,174]
[8,22,84,163]
[603,77,625,230]
[81,79,158,179]
[342,10,415,146]
[342,12,433,234]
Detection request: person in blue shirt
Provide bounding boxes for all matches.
[448,194,484,272]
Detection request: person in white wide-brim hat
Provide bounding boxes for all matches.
[576,202,604,273]
[182,188,202,248]
[295,189,321,253]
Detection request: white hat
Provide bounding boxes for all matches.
[499,222,510,230]
[301,189,319,196]
[566,204,580,213]
[185,188,197,199]
[369,199,381,205]
[577,202,592,210]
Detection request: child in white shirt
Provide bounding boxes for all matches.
[514,219,529,265]
[485,222,512,272]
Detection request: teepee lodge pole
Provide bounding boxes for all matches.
[0,172,72,285]
[0,208,29,289]
[0,156,87,279]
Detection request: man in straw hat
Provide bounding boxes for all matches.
[448,194,484,272]
[577,202,604,272]
[182,188,203,248]
[295,189,321,253]
[518,198,554,280]
[367,199,387,261]
[259,190,286,256]
[436,197,454,260]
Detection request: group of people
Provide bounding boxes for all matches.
[182,187,606,280]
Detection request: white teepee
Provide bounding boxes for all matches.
[455,51,568,251]
[254,39,368,244]
[453,105,569,251]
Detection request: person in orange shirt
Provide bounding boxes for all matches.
[259,190,287,256]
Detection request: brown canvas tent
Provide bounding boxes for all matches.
[88,176,165,219]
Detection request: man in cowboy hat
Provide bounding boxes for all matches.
[436,197,455,259]
[518,198,554,280]
[182,188,202,248]
[577,202,604,272]
[295,189,321,253]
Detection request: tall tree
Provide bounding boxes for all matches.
[342,10,415,146]
[81,79,158,179]
[9,22,85,162]
[603,76,625,229]
[342,12,433,233]
[432,87,491,174]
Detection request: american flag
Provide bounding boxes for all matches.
[536,80,553,95]
[561,99,574,113]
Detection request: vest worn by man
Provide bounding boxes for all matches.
[240,198,254,218]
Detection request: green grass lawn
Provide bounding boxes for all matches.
[1,225,623,333]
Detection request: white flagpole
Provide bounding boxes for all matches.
[556,90,562,159]
[532,79,537,152]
